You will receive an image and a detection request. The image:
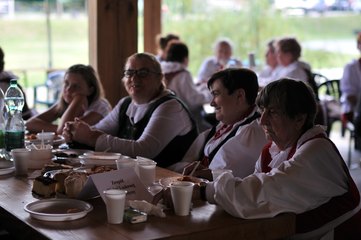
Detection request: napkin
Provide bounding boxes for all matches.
[129,200,166,218]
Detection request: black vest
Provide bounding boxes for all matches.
[117,94,198,168]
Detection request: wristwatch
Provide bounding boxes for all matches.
[199,182,207,201]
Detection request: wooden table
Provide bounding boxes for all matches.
[0,167,295,240]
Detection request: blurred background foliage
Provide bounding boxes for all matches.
[0,0,360,89]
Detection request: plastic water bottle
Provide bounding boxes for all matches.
[4,79,24,115]
[4,79,25,151]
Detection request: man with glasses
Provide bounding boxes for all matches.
[63,53,198,168]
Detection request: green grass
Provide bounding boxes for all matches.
[1,8,361,89]
[0,15,88,87]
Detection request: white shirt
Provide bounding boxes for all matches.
[161,61,212,111]
[86,98,112,118]
[205,125,349,220]
[274,60,311,83]
[258,65,282,87]
[93,90,193,159]
[340,59,361,113]
[197,57,242,84]
[170,109,267,178]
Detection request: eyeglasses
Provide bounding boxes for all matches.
[123,68,161,79]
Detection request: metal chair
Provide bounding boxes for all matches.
[317,79,342,136]
[33,70,65,108]
[318,79,354,167]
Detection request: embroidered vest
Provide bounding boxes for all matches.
[199,112,260,167]
[260,134,361,236]
[117,94,198,168]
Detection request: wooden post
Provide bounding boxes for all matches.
[88,0,138,107]
[143,0,161,54]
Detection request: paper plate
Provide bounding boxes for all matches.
[25,135,65,146]
[82,152,121,160]
[24,199,93,221]
[0,166,15,175]
[159,176,209,188]
[78,155,118,166]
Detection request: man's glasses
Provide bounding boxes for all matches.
[123,68,161,79]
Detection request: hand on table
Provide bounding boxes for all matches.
[182,162,212,181]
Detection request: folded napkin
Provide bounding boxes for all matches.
[129,200,166,218]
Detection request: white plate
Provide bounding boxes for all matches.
[78,155,117,166]
[0,166,15,175]
[24,199,93,221]
[25,135,65,146]
[159,176,209,188]
[82,152,121,160]
[0,160,14,169]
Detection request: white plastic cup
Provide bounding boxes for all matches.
[211,169,233,180]
[116,156,136,170]
[170,181,194,216]
[135,157,157,187]
[11,148,31,176]
[103,189,127,224]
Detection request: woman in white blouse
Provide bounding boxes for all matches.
[63,53,198,168]
[165,78,361,239]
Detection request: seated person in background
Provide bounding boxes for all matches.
[155,33,180,62]
[0,46,35,120]
[161,41,213,132]
[197,38,242,84]
[63,53,198,168]
[274,36,324,125]
[258,39,281,88]
[273,37,317,94]
[164,78,361,240]
[26,64,111,134]
[170,68,267,180]
[340,32,361,130]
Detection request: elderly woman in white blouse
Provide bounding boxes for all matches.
[63,53,198,168]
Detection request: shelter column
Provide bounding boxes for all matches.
[88,0,138,107]
[144,0,161,54]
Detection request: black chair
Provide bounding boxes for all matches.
[313,72,329,86]
[33,70,65,108]
[318,79,354,168]
[317,79,342,136]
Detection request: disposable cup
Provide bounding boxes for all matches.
[211,169,233,180]
[11,148,31,176]
[103,189,127,224]
[135,156,157,187]
[116,156,136,170]
[170,181,194,216]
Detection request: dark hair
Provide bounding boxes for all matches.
[276,37,301,61]
[207,68,259,105]
[157,33,180,51]
[0,47,4,72]
[165,42,189,63]
[57,64,104,114]
[256,78,317,132]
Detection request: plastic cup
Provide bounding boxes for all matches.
[135,157,157,187]
[11,148,30,176]
[211,169,233,180]
[170,181,194,216]
[116,156,136,170]
[103,189,127,224]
